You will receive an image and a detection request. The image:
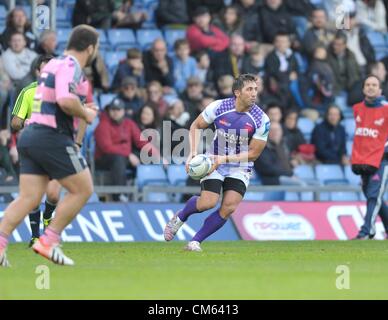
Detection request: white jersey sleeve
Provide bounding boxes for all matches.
[252,113,270,141]
[201,100,223,124]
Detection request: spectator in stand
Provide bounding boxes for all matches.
[344,11,376,74]
[254,121,296,185]
[136,102,161,133]
[302,8,335,59]
[0,60,12,122]
[163,97,191,159]
[212,33,248,82]
[213,5,243,36]
[356,0,387,32]
[180,76,204,123]
[146,80,168,118]
[94,98,160,201]
[186,6,230,55]
[115,77,144,119]
[165,97,190,130]
[264,32,299,110]
[216,75,234,99]
[0,130,16,185]
[156,0,189,27]
[235,0,263,49]
[72,0,116,29]
[111,48,145,91]
[1,32,37,83]
[348,61,388,105]
[187,0,225,17]
[143,39,174,90]
[266,102,283,123]
[194,50,216,96]
[1,7,36,51]
[135,102,161,150]
[83,52,110,92]
[259,0,296,44]
[172,39,197,93]
[300,46,335,119]
[14,54,54,102]
[113,0,148,29]
[311,105,349,165]
[242,44,267,78]
[282,109,309,166]
[35,30,57,57]
[327,32,361,105]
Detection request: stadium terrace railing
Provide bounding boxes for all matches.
[0,185,365,202]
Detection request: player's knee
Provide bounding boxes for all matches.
[219,202,237,218]
[46,190,60,204]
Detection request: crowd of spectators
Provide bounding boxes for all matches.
[1,0,388,198]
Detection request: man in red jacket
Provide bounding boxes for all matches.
[186,6,229,55]
[94,98,160,200]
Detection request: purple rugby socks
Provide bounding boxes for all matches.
[178,196,199,222]
[192,209,227,243]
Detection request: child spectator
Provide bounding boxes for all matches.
[172,39,197,93]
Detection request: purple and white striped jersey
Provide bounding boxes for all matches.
[201,97,270,175]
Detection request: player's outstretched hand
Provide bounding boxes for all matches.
[84,103,98,124]
[206,155,226,176]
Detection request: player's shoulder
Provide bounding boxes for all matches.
[248,104,269,127]
[213,98,236,116]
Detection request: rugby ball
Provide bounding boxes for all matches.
[188,154,212,180]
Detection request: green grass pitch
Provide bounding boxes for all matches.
[1,241,388,299]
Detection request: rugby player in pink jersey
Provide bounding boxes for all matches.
[0,25,99,266]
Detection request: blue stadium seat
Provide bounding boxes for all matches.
[136,29,163,50]
[346,140,353,157]
[145,192,170,202]
[56,28,72,47]
[285,192,300,201]
[0,5,7,20]
[344,165,361,186]
[137,165,168,189]
[20,5,31,17]
[343,118,355,140]
[250,170,262,185]
[164,29,187,51]
[315,164,346,185]
[96,29,109,50]
[365,31,388,60]
[105,51,127,74]
[107,29,137,50]
[294,165,316,183]
[244,192,265,201]
[87,192,100,203]
[359,192,366,201]
[56,7,71,28]
[330,191,359,201]
[300,192,314,201]
[297,117,315,141]
[99,93,116,109]
[167,165,187,186]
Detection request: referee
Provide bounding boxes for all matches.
[352,75,388,239]
[11,54,60,247]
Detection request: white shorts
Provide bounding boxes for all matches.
[200,169,251,188]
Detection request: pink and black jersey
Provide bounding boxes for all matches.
[201,97,270,175]
[29,55,89,139]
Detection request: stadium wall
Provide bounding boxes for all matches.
[1,202,386,242]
